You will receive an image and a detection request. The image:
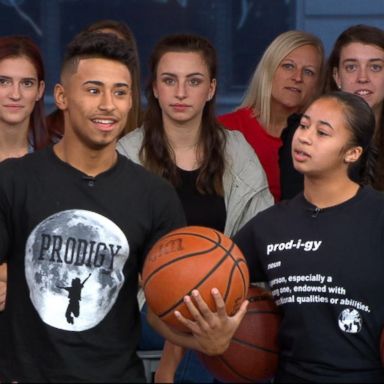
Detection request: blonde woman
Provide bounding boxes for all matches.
[219,30,325,202]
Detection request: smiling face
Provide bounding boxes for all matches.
[55,57,132,151]
[291,97,362,180]
[0,56,44,128]
[271,44,322,113]
[333,42,384,113]
[152,51,216,128]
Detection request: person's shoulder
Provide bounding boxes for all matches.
[224,129,259,164]
[116,127,144,163]
[218,107,254,128]
[224,129,248,148]
[360,185,384,208]
[0,147,49,174]
[118,154,173,190]
[219,107,250,121]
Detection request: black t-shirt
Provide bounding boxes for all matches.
[0,146,186,383]
[279,113,303,201]
[175,167,226,232]
[234,186,384,383]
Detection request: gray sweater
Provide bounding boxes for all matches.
[117,128,273,237]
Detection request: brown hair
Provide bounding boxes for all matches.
[324,25,384,190]
[0,35,49,149]
[141,33,226,195]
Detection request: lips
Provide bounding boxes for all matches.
[293,148,310,162]
[3,104,23,110]
[354,89,372,96]
[91,117,118,132]
[171,104,190,111]
[285,87,301,93]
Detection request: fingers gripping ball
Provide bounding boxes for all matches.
[142,226,250,332]
[198,286,281,382]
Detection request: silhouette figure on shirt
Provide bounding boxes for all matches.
[57,273,92,324]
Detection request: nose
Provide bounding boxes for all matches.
[357,66,369,83]
[175,81,187,100]
[98,91,116,112]
[9,83,21,100]
[292,68,304,83]
[296,127,312,145]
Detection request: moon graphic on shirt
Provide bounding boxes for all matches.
[25,209,129,332]
[338,308,362,333]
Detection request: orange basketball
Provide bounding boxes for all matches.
[142,226,249,332]
[198,286,281,382]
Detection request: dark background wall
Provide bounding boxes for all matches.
[0,0,383,114]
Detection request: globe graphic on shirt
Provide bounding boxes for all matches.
[25,209,129,332]
[338,308,362,333]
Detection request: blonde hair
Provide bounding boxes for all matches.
[240,30,325,128]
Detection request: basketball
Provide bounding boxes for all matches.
[198,285,281,382]
[142,225,249,332]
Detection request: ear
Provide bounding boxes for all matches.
[36,80,45,101]
[332,67,342,90]
[207,78,217,101]
[54,83,67,110]
[344,146,363,163]
[152,82,158,99]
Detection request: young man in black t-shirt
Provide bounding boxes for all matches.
[0,32,186,382]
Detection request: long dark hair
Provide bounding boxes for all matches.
[141,33,226,195]
[324,25,384,189]
[0,35,49,149]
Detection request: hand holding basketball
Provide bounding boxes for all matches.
[142,226,250,333]
[175,288,249,355]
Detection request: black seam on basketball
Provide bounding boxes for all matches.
[223,263,236,301]
[143,230,224,289]
[231,337,279,354]
[154,230,222,246]
[143,243,219,290]
[158,241,234,318]
[215,355,254,382]
[219,240,248,294]
[143,228,247,318]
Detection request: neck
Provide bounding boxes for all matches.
[303,174,360,208]
[163,118,201,170]
[0,121,30,161]
[54,137,118,177]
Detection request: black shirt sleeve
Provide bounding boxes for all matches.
[233,217,267,283]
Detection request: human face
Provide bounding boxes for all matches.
[333,42,384,113]
[271,45,321,113]
[0,56,44,128]
[55,58,132,150]
[291,97,361,179]
[153,51,216,127]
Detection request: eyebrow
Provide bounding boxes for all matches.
[159,72,205,77]
[0,75,37,81]
[302,114,334,130]
[281,59,316,69]
[342,58,384,63]
[82,80,130,88]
